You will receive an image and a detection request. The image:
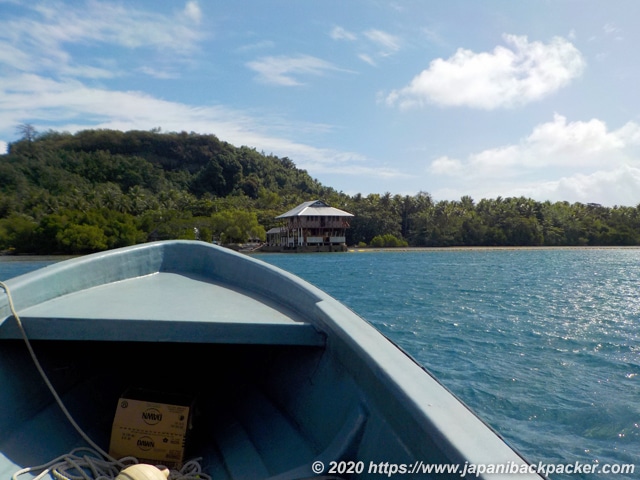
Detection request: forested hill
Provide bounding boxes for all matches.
[1,128,640,254]
[0,128,339,253]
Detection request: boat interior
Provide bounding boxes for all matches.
[0,336,438,479]
[0,243,540,479]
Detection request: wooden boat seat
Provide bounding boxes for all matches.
[0,272,325,346]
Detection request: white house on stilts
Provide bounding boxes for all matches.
[265,200,354,252]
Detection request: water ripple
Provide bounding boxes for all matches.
[260,249,640,479]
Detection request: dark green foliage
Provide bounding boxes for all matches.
[344,193,639,248]
[210,210,266,244]
[370,234,408,248]
[0,129,332,253]
[1,128,639,253]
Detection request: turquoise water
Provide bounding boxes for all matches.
[255,249,640,479]
[2,248,639,479]
[0,257,64,280]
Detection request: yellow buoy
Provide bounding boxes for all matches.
[116,464,170,480]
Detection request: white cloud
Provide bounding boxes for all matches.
[364,29,401,56]
[512,166,640,206]
[469,145,523,172]
[137,66,180,80]
[183,1,202,25]
[61,2,203,52]
[525,114,635,160]
[428,114,640,205]
[358,54,376,66]
[0,2,383,180]
[0,141,7,155]
[0,1,205,78]
[0,72,392,179]
[330,26,357,41]
[330,26,401,65]
[603,22,623,41]
[430,156,464,175]
[246,54,343,86]
[0,42,32,71]
[460,114,638,174]
[386,34,585,110]
[474,115,639,172]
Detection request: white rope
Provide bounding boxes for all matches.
[0,282,211,480]
[10,448,211,480]
[10,448,133,480]
[0,281,118,464]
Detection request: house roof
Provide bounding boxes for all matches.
[275,200,354,219]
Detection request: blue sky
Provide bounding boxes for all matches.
[2,0,640,206]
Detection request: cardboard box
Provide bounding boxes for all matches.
[109,388,194,468]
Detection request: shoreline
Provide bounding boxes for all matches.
[2,245,639,260]
[0,254,79,261]
[346,245,640,253]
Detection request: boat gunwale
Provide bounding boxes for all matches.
[0,240,546,479]
[0,240,331,328]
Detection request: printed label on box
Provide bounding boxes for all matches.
[109,391,193,467]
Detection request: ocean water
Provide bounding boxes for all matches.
[0,257,65,281]
[2,248,639,479]
[255,249,640,479]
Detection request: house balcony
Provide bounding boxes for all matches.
[288,220,350,229]
[306,236,346,245]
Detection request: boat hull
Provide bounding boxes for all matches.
[0,241,543,479]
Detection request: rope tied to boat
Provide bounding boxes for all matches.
[0,282,211,480]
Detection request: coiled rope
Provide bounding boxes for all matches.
[10,448,210,480]
[0,281,210,480]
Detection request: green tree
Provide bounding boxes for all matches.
[211,210,266,244]
[56,224,108,254]
[370,233,408,248]
[346,193,402,245]
[0,215,37,252]
[2,127,640,253]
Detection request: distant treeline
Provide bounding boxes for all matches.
[1,128,639,254]
[345,193,640,248]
